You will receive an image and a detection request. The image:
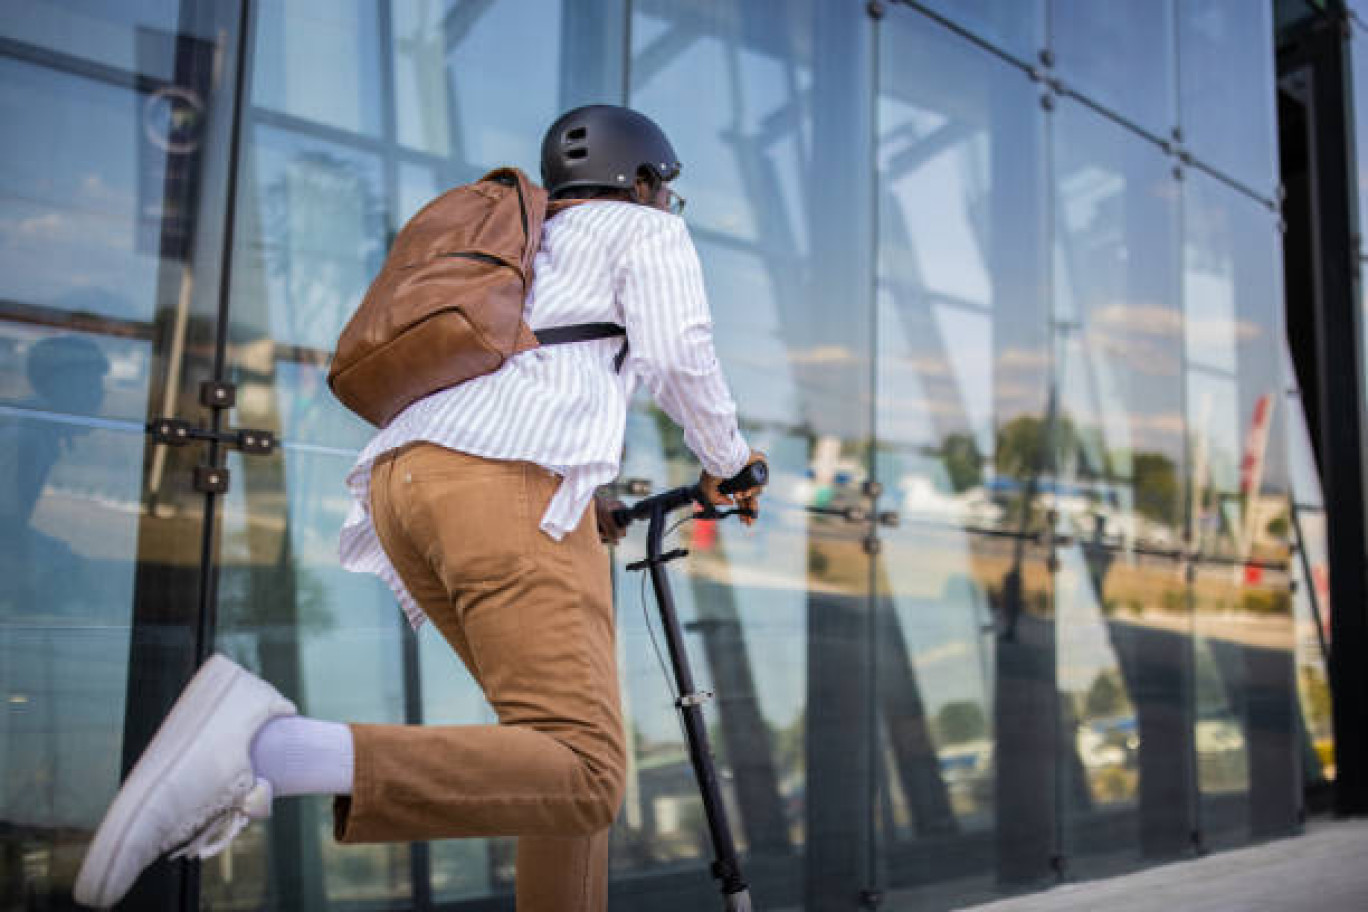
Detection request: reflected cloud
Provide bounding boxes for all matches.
[1185,316,1261,346]
[0,210,133,254]
[1091,303,1183,337]
[788,345,859,365]
[78,172,135,210]
[997,347,1050,371]
[915,640,973,666]
[883,352,953,376]
[10,212,65,240]
[1085,332,1182,378]
[1130,411,1186,436]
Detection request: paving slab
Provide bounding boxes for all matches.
[954,819,1368,912]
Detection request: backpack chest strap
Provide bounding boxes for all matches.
[533,323,629,371]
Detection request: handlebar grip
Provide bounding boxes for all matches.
[718,460,769,495]
[611,507,631,529]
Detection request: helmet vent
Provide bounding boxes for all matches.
[566,148,588,160]
[566,127,587,141]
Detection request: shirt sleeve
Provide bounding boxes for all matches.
[617,214,750,480]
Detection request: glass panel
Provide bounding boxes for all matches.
[421,626,512,902]
[0,0,186,77]
[1183,168,1297,849]
[1184,172,1290,564]
[1285,343,1324,511]
[1351,20,1368,410]
[0,417,145,903]
[914,0,1045,64]
[1177,0,1279,195]
[391,0,625,168]
[251,0,385,138]
[0,56,167,324]
[1351,14,1368,249]
[1190,565,1250,839]
[230,122,385,452]
[1283,344,1330,795]
[1292,508,1333,787]
[1191,562,1296,848]
[1,2,237,904]
[213,1,631,907]
[205,101,413,911]
[206,451,414,909]
[1051,0,1177,139]
[875,7,1055,903]
[1052,97,1192,874]
[626,1,873,907]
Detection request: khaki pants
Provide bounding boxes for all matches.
[334,443,625,911]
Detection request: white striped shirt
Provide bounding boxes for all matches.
[338,201,751,628]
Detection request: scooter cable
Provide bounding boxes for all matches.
[638,512,699,744]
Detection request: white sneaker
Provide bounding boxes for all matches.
[73,653,297,908]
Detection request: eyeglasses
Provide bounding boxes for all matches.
[664,185,687,216]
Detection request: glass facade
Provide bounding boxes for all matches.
[0,1,1318,909]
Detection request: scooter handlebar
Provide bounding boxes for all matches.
[611,460,769,530]
[717,460,768,495]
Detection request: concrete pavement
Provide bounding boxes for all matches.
[955,818,1368,911]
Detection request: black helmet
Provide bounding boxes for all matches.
[540,105,681,197]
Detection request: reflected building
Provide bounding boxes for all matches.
[0,1,1359,910]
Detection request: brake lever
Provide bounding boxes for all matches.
[694,503,725,521]
[691,503,755,522]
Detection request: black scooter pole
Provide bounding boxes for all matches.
[645,502,751,908]
[617,462,767,910]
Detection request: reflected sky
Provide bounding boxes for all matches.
[0,0,1306,905]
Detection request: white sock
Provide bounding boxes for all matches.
[249,716,354,797]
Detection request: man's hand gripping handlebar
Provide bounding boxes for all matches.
[610,457,769,531]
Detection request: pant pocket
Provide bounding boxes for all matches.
[402,457,533,594]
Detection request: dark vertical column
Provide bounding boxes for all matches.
[1245,637,1301,837]
[805,591,874,907]
[692,578,792,856]
[1229,127,1301,839]
[991,57,1057,888]
[375,4,433,904]
[118,3,242,909]
[1301,21,1368,818]
[1110,622,1196,857]
[803,2,876,908]
[558,0,628,109]
[1117,137,1193,859]
[876,599,958,838]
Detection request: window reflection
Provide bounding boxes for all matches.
[1052,0,1176,139]
[1284,342,1332,793]
[206,445,416,908]
[1183,169,1296,848]
[875,7,1055,896]
[626,1,872,906]
[914,0,1044,64]
[1291,509,1333,787]
[1,1,204,903]
[252,0,386,138]
[1052,97,1194,868]
[1183,171,1289,566]
[1177,0,1278,194]
[0,58,165,323]
[0,412,145,903]
[420,621,510,901]
[220,1,634,908]
[0,0,1317,908]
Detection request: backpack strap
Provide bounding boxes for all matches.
[534,323,629,372]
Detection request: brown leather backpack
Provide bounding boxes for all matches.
[328,167,625,428]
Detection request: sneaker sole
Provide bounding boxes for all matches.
[74,654,244,908]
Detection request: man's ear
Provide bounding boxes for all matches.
[631,175,654,205]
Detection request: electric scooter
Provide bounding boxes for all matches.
[612,460,769,912]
